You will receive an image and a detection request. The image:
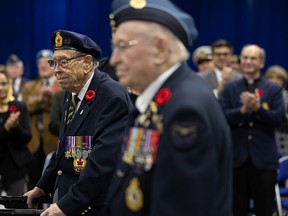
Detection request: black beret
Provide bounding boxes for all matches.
[110,0,198,48]
[51,30,102,59]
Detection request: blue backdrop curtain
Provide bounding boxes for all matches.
[0,0,287,79]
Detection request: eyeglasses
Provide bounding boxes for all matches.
[0,82,8,87]
[48,55,86,70]
[111,40,140,53]
[213,52,231,57]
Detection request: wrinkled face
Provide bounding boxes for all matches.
[212,47,232,70]
[52,50,92,92]
[38,57,54,79]
[6,62,23,80]
[0,73,9,99]
[240,46,264,78]
[109,21,159,93]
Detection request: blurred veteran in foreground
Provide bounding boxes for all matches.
[24,30,133,216]
[192,45,214,73]
[106,0,232,216]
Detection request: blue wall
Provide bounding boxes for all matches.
[0,0,287,79]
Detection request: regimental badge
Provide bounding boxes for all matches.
[74,158,86,173]
[55,32,63,47]
[262,102,269,110]
[171,122,198,149]
[125,177,143,212]
[130,0,146,9]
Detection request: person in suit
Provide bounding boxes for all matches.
[0,67,33,195]
[106,0,232,215]
[49,89,65,137]
[24,30,133,216]
[220,44,285,216]
[5,54,30,101]
[199,39,242,99]
[22,49,60,190]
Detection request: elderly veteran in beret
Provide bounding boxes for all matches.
[192,45,214,73]
[106,0,232,216]
[24,30,133,216]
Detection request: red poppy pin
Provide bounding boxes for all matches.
[155,88,172,106]
[53,86,60,92]
[258,89,264,96]
[9,105,17,113]
[85,90,96,101]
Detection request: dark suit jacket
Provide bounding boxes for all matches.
[198,68,242,90]
[0,100,33,180]
[107,64,232,216]
[220,77,285,170]
[37,70,133,216]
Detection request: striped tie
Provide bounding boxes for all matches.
[66,94,79,125]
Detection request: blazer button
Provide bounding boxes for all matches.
[249,122,254,127]
[57,170,63,176]
[248,135,253,140]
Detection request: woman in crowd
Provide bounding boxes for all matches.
[0,66,32,195]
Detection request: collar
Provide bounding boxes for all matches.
[214,68,222,82]
[135,63,180,113]
[77,72,94,101]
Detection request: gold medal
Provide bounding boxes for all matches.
[65,151,71,159]
[129,0,146,9]
[125,177,143,212]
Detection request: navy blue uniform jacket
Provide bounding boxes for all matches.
[221,77,285,170]
[37,70,133,216]
[107,64,232,216]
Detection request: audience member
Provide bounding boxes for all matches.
[192,45,214,73]
[0,67,33,195]
[48,89,65,137]
[5,54,29,101]
[199,39,242,98]
[230,54,242,73]
[105,0,232,215]
[265,65,288,155]
[24,30,133,216]
[22,49,60,190]
[220,44,285,216]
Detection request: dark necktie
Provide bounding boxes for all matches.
[66,94,79,125]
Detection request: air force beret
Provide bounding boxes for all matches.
[110,0,198,48]
[6,54,22,65]
[36,49,53,61]
[51,30,102,59]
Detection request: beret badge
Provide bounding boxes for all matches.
[55,32,63,47]
[129,0,146,9]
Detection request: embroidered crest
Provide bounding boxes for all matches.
[130,0,146,9]
[171,122,198,149]
[55,32,63,47]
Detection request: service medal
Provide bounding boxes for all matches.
[82,150,88,159]
[125,177,143,212]
[76,149,82,159]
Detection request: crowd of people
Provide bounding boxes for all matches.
[0,0,286,216]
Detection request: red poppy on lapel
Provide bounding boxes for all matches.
[155,88,172,106]
[9,105,17,113]
[53,86,60,92]
[258,89,264,96]
[85,90,96,101]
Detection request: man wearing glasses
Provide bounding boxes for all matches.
[199,39,242,99]
[24,30,133,216]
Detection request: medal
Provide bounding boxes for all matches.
[73,158,86,173]
[125,177,143,212]
[82,150,88,159]
[76,149,82,159]
[65,151,71,159]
